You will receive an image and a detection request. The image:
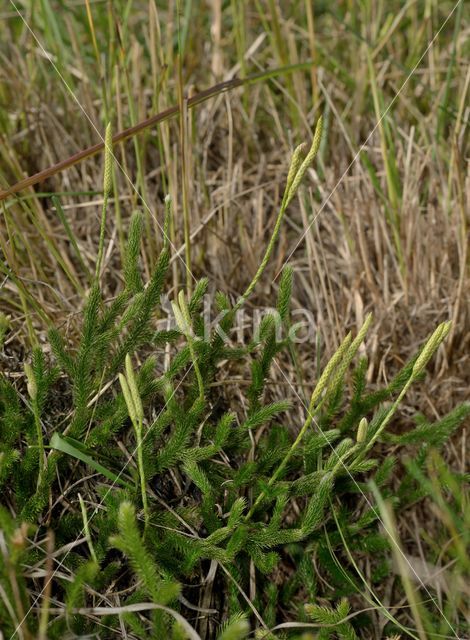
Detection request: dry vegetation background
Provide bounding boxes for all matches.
[1,4,468,420]
[0,0,468,636]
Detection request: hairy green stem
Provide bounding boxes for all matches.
[234,116,323,313]
[95,124,113,282]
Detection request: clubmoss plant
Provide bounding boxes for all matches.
[235,116,323,311]
[0,120,468,639]
[119,354,148,530]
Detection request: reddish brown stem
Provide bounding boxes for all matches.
[0,77,244,202]
[0,60,315,202]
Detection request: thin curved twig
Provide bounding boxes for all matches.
[0,61,314,202]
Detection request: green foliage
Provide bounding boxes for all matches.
[124,211,145,294]
[305,599,359,639]
[0,0,467,635]
[0,196,466,637]
[277,266,294,322]
[111,501,180,606]
[217,613,250,640]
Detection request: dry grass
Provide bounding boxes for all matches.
[0,1,468,636]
